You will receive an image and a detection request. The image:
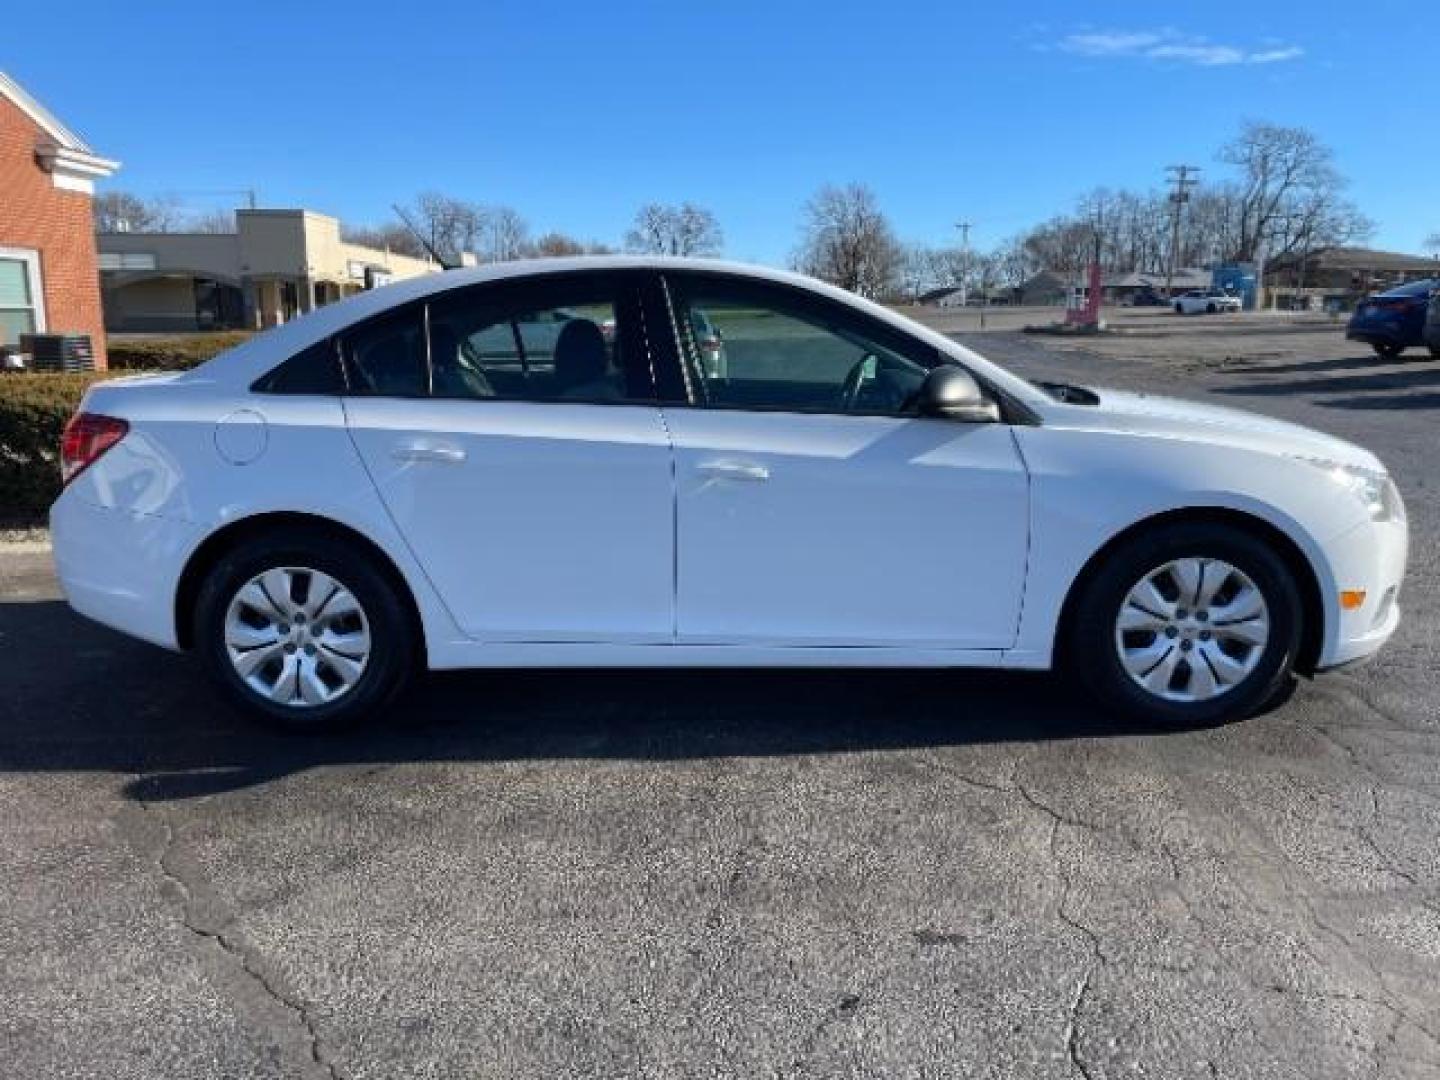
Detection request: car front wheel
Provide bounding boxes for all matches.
[1374,343,1405,360]
[195,532,415,732]
[1066,523,1302,727]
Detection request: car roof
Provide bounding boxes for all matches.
[1376,279,1436,297]
[185,256,1045,405]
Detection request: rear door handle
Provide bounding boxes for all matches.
[392,439,466,464]
[696,460,769,482]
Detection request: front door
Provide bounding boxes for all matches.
[657,272,1030,649]
[343,271,675,643]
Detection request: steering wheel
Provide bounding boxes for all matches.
[837,355,874,413]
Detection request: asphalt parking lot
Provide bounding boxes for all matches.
[2,316,1438,1079]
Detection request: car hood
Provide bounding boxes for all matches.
[1042,388,1385,472]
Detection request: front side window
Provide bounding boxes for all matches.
[426,275,651,404]
[0,249,44,346]
[667,275,937,415]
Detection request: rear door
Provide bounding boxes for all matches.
[342,270,675,643]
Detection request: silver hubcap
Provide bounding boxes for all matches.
[223,567,371,708]
[1114,558,1270,703]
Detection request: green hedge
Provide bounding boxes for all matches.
[0,373,108,522]
[107,331,252,371]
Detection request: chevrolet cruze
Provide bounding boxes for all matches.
[51,258,1408,731]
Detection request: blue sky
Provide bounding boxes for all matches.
[8,0,1436,263]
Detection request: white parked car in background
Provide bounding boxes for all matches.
[51,258,1406,732]
[1174,289,1243,315]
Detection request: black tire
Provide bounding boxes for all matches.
[1065,523,1302,728]
[1174,303,1184,314]
[1206,303,1217,314]
[1373,343,1404,360]
[1427,345,1439,361]
[195,530,416,733]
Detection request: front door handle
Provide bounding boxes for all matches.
[696,460,770,482]
[392,439,466,464]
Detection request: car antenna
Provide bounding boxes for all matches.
[391,203,460,270]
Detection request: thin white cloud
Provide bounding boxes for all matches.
[1057,28,1304,67]
[1248,46,1305,64]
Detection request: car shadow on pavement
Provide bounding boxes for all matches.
[1213,365,1440,399]
[1219,354,1436,378]
[1319,391,1440,411]
[0,600,1152,802]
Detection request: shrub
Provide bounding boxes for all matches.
[108,331,251,371]
[0,373,107,522]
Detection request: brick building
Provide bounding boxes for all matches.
[0,72,118,368]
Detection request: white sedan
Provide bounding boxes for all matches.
[51,258,1407,732]
[1173,289,1243,315]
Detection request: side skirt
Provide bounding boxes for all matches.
[424,640,1046,671]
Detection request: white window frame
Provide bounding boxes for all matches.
[0,246,47,339]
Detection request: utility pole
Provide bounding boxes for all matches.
[1164,165,1199,297]
[955,220,973,309]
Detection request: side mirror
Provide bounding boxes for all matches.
[917,365,1001,423]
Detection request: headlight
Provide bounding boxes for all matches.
[1298,459,1404,522]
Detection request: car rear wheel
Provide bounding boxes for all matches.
[1374,343,1405,360]
[1206,303,1217,314]
[195,532,415,732]
[1066,523,1302,727]
[1174,303,1184,314]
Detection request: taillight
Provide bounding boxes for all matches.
[1373,298,1415,311]
[60,413,128,485]
[699,337,722,352]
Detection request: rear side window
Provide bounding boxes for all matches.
[426,274,653,404]
[341,308,427,396]
[253,339,344,394]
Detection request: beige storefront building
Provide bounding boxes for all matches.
[99,208,451,332]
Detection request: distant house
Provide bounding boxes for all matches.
[1018,268,1212,306]
[0,71,119,366]
[1265,247,1438,293]
[917,287,966,308]
[98,208,450,332]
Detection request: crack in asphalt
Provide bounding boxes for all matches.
[1063,968,1096,1080]
[135,797,344,1080]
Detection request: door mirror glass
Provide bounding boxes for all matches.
[917,365,1000,423]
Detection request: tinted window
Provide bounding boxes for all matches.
[342,308,426,396]
[253,339,344,394]
[667,275,937,415]
[427,275,652,403]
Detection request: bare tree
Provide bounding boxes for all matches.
[187,208,236,234]
[793,184,902,298]
[341,222,429,259]
[1218,121,1363,262]
[624,202,723,256]
[989,236,1039,289]
[93,191,185,232]
[485,206,530,262]
[528,232,617,257]
[407,192,486,264]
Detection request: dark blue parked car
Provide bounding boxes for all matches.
[1346,279,1437,359]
